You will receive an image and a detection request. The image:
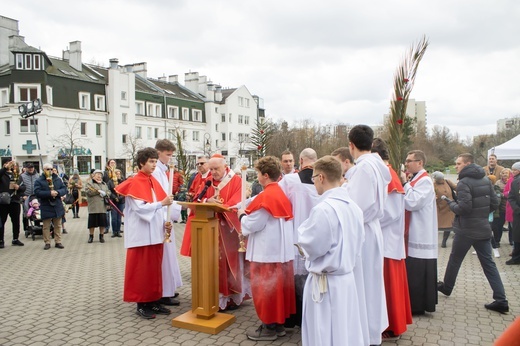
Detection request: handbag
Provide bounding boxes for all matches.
[0,192,10,205]
[64,193,75,205]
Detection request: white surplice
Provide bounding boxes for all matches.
[298,187,367,346]
[345,152,391,345]
[380,191,406,260]
[152,161,183,296]
[404,169,438,259]
[278,173,320,275]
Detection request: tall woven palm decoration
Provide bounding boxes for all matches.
[388,36,429,174]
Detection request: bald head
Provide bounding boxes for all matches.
[299,148,317,168]
[208,157,227,181]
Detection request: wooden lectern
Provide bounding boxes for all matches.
[171,202,236,334]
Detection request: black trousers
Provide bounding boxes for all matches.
[0,202,21,241]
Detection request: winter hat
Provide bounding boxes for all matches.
[512,162,520,171]
[431,171,444,181]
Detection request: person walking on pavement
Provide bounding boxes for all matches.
[437,153,509,314]
[0,160,26,248]
[20,162,38,232]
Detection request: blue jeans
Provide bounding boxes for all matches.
[111,203,124,235]
[442,233,507,303]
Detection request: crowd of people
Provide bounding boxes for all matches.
[1,130,518,345]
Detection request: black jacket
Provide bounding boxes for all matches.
[0,167,26,203]
[448,163,498,239]
[507,174,520,242]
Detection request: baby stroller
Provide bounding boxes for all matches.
[24,195,53,241]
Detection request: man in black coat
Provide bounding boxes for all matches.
[437,153,508,314]
[0,160,26,248]
[34,163,68,250]
[506,162,520,265]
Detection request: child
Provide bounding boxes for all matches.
[27,199,41,221]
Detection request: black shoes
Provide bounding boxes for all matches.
[99,234,105,243]
[62,229,68,234]
[88,235,94,243]
[158,297,180,306]
[136,304,156,319]
[505,259,520,265]
[111,233,122,238]
[0,240,4,248]
[55,243,64,249]
[149,303,171,315]
[485,301,509,314]
[437,281,452,296]
[44,243,51,250]
[12,239,24,246]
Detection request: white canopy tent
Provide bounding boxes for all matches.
[488,134,520,160]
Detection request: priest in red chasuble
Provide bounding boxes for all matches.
[180,154,250,310]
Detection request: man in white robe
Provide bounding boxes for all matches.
[345,125,391,345]
[278,148,320,327]
[298,155,367,346]
[153,139,182,305]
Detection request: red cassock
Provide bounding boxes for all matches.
[384,165,412,335]
[180,172,243,298]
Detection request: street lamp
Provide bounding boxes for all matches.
[18,99,44,171]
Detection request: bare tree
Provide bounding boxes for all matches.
[52,118,89,174]
[120,133,144,171]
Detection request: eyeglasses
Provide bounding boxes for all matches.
[311,173,321,183]
[44,168,52,171]
[196,162,207,166]
[405,159,421,163]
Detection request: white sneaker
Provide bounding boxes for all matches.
[493,248,500,258]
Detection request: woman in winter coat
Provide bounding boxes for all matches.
[85,169,111,243]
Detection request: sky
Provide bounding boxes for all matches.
[3,0,520,140]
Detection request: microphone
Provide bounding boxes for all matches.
[196,180,212,202]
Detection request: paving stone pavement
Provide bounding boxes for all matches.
[0,207,518,346]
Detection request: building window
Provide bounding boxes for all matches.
[238,133,244,142]
[229,113,232,123]
[135,101,144,115]
[182,130,187,140]
[193,109,202,122]
[80,122,87,135]
[221,114,226,122]
[221,133,226,141]
[122,134,127,144]
[182,108,189,121]
[215,124,218,132]
[121,91,127,100]
[167,106,179,119]
[238,115,244,124]
[238,96,244,107]
[94,156,102,170]
[79,92,90,110]
[147,127,152,139]
[167,129,175,140]
[94,95,105,111]
[20,119,38,133]
[245,98,250,108]
[18,86,38,102]
[135,126,142,139]
[154,128,159,139]
[245,116,250,125]
[25,54,32,70]
[122,113,127,124]
[16,54,23,69]
[33,55,41,70]
[5,120,10,135]
[147,103,161,117]
[0,88,8,107]
[229,132,232,141]
[245,134,250,141]
[46,86,53,105]
[96,123,101,136]
[192,131,200,141]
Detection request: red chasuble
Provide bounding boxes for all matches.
[180,170,244,298]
